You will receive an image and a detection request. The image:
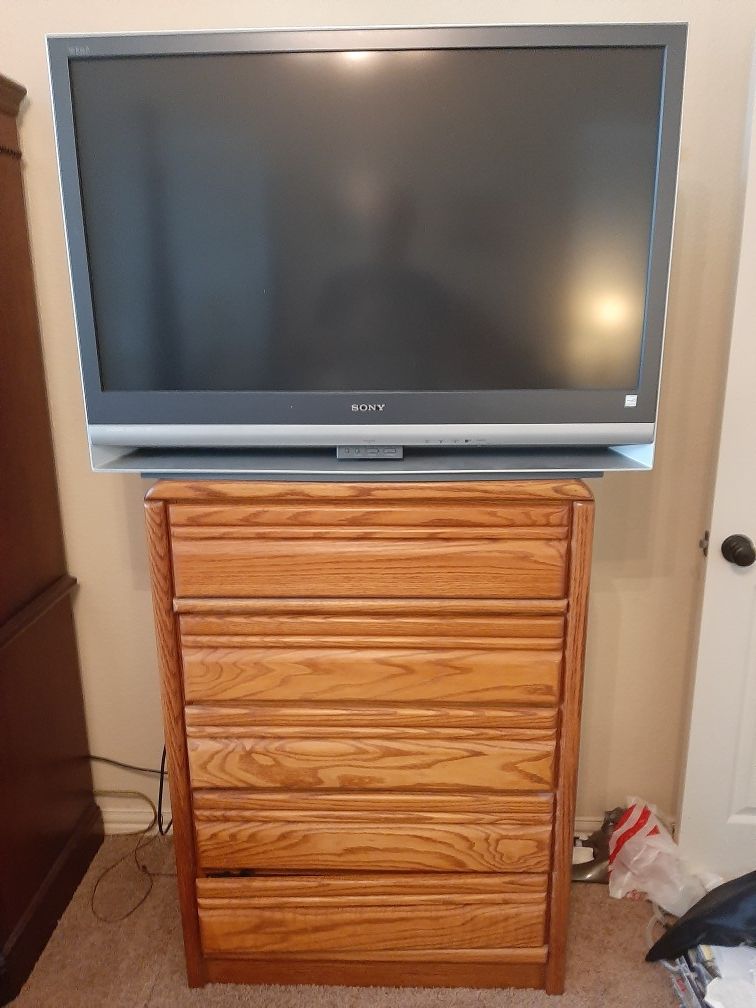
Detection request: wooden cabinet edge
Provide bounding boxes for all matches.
[144,500,206,987]
[0,574,76,650]
[146,479,593,503]
[545,498,595,994]
[0,802,103,1004]
[0,74,25,155]
[0,74,26,116]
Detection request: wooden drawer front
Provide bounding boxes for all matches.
[197,874,548,959]
[170,533,568,600]
[186,731,555,792]
[169,501,570,533]
[178,606,566,645]
[182,644,562,705]
[194,792,553,873]
[184,702,558,735]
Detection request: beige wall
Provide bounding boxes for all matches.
[2,0,754,825]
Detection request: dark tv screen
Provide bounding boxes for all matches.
[69,46,664,394]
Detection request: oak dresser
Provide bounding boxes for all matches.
[145,478,594,993]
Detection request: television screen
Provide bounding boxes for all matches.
[69,45,664,395]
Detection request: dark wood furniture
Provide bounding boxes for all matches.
[0,74,102,1005]
[145,479,593,993]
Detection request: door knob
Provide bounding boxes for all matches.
[721,534,756,567]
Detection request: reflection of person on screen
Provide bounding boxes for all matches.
[306,188,530,391]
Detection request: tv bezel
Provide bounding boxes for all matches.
[47,23,686,450]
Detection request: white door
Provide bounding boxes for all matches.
[677,71,756,879]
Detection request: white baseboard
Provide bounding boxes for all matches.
[573,816,605,835]
[97,796,172,835]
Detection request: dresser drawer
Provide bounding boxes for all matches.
[178,603,566,645]
[185,703,556,793]
[172,537,567,599]
[180,603,564,705]
[193,791,553,873]
[186,731,555,793]
[182,643,562,705]
[169,500,569,599]
[182,644,563,706]
[197,874,548,960]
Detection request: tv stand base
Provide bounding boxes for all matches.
[90,444,654,477]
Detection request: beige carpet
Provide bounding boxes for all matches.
[11,836,676,1007]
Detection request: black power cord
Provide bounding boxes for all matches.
[90,791,176,923]
[89,745,174,922]
[89,754,161,775]
[157,745,172,836]
[90,748,172,834]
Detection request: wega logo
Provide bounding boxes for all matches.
[351,403,386,412]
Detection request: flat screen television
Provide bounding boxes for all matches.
[47,24,686,475]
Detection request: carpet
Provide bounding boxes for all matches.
[11,836,676,1007]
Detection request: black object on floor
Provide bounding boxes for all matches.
[646,870,756,961]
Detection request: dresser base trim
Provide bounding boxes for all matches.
[203,957,547,989]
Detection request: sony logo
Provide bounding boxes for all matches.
[351,403,386,412]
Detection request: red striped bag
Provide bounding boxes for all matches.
[608,798,706,917]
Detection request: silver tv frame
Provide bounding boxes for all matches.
[47,23,686,475]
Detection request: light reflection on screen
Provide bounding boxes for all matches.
[69,46,664,392]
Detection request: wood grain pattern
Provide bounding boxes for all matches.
[199,872,548,898]
[197,873,547,956]
[184,703,557,742]
[200,904,545,957]
[203,956,546,989]
[171,536,568,600]
[182,644,562,705]
[545,498,594,995]
[144,501,205,987]
[175,597,568,617]
[192,791,553,817]
[148,480,593,503]
[184,703,559,733]
[186,734,555,792]
[184,633,561,651]
[179,611,565,641]
[194,790,553,873]
[188,725,555,742]
[169,502,570,530]
[173,525,569,541]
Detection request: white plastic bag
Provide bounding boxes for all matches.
[608,797,708,917]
